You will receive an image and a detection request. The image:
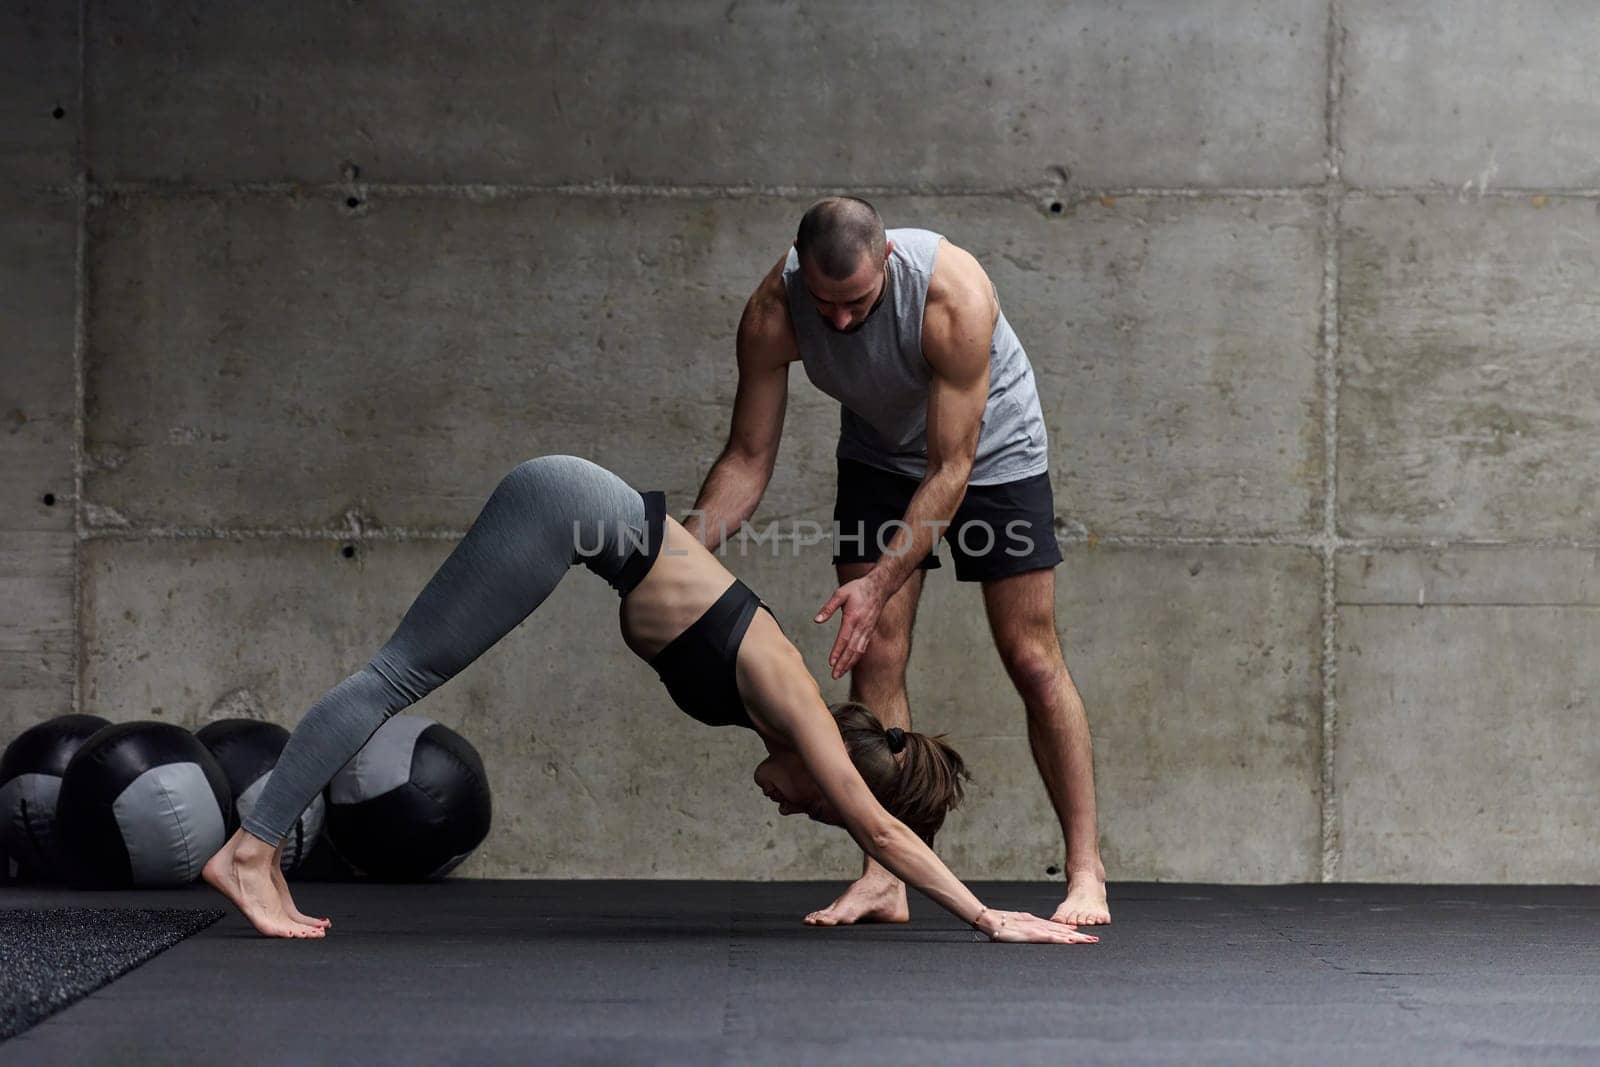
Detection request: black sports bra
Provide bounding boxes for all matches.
[649,579,777,731]
[614,490,775,731]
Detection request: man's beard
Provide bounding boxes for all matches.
[820,267,890,334]
[823,315,870,335]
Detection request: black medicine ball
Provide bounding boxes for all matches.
[195,718,325,872]
[55,721,234,888]
[324,715,491,882]
[0,714,110,880]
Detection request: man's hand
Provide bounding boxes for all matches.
[814,573,890,679]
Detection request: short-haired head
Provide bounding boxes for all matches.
[795,196,886,281]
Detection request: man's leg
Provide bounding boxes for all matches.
[981,567,1110,925]
[803,562,927,926]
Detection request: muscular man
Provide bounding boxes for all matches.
[686,197,1110,927]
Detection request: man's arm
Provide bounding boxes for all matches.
[816,240,995,678]
[684,255,799,551]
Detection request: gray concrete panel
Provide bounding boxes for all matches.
[5,1,1595,890]
[0,532,74,736]
[1335,547,1600,882]
[949,194,1326,537]
[87,0,1327,188]
[86,191,1325,539]
[912,544,1324,883]
[1,191,76,532]
[82,532,1321,881]
[0,2,77,188]
[1342,1,1600,189]
[724,535,1323,882]
[81,536,861,879]
[84,192,838,532]
[1339,195,1600,539]
[1339,546,1600,607]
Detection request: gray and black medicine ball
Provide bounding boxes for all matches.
[325,715,491,882]
[0,714,110,881]
[195,718,325,873]
[55,721,234,888]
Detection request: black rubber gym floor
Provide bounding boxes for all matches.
[1,881,1596,1065]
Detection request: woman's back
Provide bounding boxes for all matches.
[618,516,747,661]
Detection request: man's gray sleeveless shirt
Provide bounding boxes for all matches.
[782,227,1048,486]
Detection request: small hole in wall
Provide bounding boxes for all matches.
[1046,865,1061,876]
[52,106,66,120]
[345,196,362,209]
[341,544,357,559]
[1049,201,1064,215]
[42,493,57,506]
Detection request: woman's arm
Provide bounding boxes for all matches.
[738,628,1095,944]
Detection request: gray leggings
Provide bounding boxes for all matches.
[242,455,650,846]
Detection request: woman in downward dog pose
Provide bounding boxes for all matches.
[202,455,1096,946]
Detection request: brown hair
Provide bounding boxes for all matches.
[831,701,970,844]
[795,197,886,280]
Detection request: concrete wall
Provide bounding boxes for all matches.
[3,0,1596,883]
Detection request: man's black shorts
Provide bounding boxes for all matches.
[831,458,1064,582]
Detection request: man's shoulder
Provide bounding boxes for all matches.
[924,239,989,306]
[753,258,794,314]
[888,227,945,268]
[740,262,799,362]
[920,239,998,369]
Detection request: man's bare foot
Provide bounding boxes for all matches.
[1052,867,1111,926]
[201,830,326,939]
[803,874,910,926]
[270,858,331,929]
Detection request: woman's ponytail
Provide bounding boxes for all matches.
[831,701,972,844]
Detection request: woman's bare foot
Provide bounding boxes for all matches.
[202,829,326,939]
[270,858,331,929]
[803,873,910,926]
[1052,867,1111,926]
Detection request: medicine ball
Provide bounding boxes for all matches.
[0,714,110,880]
[325,715,491,882]
[195,718,325,873]
[55,721,234,888]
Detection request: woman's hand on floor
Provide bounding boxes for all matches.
[979,909,1099,944]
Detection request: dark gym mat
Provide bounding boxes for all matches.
[0,907,222,1041]
[2,883,1598,1065]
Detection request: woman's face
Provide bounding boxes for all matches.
[753,752,842,826]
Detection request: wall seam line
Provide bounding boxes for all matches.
[70,0,88,720]
[72,180,1600,202]
[1317,0,1347,885]
[73,527,1600,551]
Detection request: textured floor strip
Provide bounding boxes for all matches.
[2,885,1598,1064]
[0,907,223,1041]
